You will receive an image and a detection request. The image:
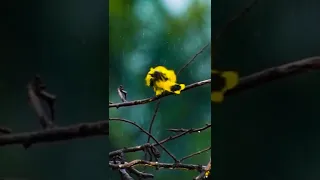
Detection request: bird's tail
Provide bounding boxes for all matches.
[169,83,185,94]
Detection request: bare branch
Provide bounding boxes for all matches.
[144,100,161,162]
[146,101,161,144]
[167,123,211,133]
[109,118,179,162]
[127,167,154,179]
[177,42,210,75]
[109,79,211,109]
[0,120,108,146]
[180,146,211,162]
[110,160,205,172]
[226,56,320,96]
[2,57,315,147]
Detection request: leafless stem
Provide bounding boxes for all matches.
[144,100,161,162]
[146,101,161,144]
[179,146,211,162]
[110,160,205,172]
[167,123,212,133]
[109,118,179,162]
[127,167,154,179]
[177,42,210,75]
[0,120,108,146]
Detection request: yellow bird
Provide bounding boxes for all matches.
[211,70,239,102]
[145,66,185,96]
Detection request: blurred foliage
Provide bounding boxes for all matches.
[212,0,320,180]
[109,0,211,179]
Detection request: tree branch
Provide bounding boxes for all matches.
[1,57,317,148]
[109,79,211,109]
[226,56,320,96]
[127,167,154,179]
[110,160,205,172]
[167,123,212,133]
[177,42,210,75]
[0,120,108,146]
[179,146,211,162]
[109,118,179,162]
[1,57,316,147]
[144,100,161,162]
[146,101,161,144]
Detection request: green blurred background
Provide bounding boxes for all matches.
[109,0,211,179]
[213,0,320,180]
[0,0,108,180]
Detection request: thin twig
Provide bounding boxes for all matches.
[177,42,210,75]
[0,120,108,146]
[110,160,205,172]
[109,118,179,162]
[179,146,211,162]
[127,167,154,179]
[214,0,259,40]
[144,100,161,162]
[146,101,161,144]
[167,124,211,133]
[109,79,211,109]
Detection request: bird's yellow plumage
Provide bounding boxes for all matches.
[145,66,185,96]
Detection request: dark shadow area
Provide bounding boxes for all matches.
[0,0,108,179]
[212,0,320,180]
